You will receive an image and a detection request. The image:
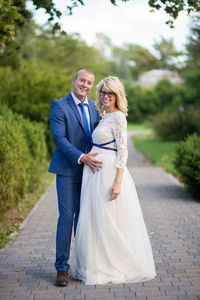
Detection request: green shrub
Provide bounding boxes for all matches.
[0,106,30,214]
[139,88,160,116]
[125,84,160,123]
[183,62,200,107]
[154,79,180,109]
[174,135,200,197]
[125,84,144,122]
[14,114,48,190]
[0,104,48,215]
[125,80,185,124]
[151,109,200,141]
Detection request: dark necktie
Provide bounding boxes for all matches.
[79,103,92,152]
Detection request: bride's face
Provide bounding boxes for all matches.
[99,87,116,111]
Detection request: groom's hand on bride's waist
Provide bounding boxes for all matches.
[80,153,102,173]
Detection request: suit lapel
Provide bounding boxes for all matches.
[66,94,95,134]
[66,93,85,131]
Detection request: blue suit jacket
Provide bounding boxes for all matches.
[48,93,100,181]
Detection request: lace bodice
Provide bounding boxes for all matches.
[92,111,128,168]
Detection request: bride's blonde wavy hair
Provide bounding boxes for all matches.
[96,76,128,116]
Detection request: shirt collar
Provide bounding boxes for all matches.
[71,92,88,106]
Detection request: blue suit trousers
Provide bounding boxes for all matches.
[55,175,81,272]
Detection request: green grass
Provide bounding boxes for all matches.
[132,134,179,175]
[127,122,150,131]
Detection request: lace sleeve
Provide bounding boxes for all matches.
[111,112,128,168]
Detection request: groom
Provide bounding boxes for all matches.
[48,69,102,286]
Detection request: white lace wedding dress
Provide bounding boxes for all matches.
[70,111,156,285]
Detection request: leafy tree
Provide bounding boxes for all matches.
[0,20,37,68]
[1,0,200,51]
[0,21,110,77]
[184,62,200,107]
[0,0,31,51]
[34,0,200,21]
[148,0,200,27]
[186,16,200,68]
[153,36,184,70]
[110,46,132,81]
[123,44,159,79]
[109,43,160,81]
[94,33,112,57]
[183,17,200,107]
[108,38,184,81]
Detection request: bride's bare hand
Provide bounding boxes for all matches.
[109,182,121,201]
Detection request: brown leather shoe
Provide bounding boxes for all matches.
[56,271,68,286]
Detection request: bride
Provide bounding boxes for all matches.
[70,76,156,285]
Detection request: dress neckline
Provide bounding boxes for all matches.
[104,111,121,115]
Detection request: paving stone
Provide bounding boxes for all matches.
[114,297,135,300]
[110,287,130,292]
[77,297,95,300]
[136,289,165,297]
[81,289,111,296]
[34,295,65,300]
[143,280,172,287]
[11,295,34,300]
[147,297,178,300]
[94,296,117,300]
[165,290,186,296]
[131,297,147,300]
[114,291,135,297]
[185,289,200,296]
[172,282,192,287]
[178,296,199,300]
[61,289,81,296]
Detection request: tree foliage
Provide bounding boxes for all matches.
[153,36,184,70]
[0,0,31,51]
[183,17,200,107]
[110,44,160,81]
[186,16,200,68]
[108,37,183,81]
[38,0,200,20]
[1,0,200,51]
[148,0,200,27]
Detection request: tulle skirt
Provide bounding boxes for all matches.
[70,147,156,285]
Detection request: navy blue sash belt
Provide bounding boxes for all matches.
[93,139,117,152]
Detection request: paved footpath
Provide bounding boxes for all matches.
[0,132,200,300]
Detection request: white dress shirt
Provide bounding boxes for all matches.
[71,92,91,131]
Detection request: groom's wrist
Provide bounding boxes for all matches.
[78,153,84,164]
[80,154,86,164]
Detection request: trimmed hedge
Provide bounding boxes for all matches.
[151,109,200,141]
[14,113,48,190]
[174,135,200,197]
[0,104,48,215]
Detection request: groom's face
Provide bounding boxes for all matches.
[72,71,94,102]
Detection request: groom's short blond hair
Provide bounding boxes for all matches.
[74,69,94,80]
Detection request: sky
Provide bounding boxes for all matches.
[28,0,192,53]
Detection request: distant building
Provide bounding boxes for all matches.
[138,69,183,87]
